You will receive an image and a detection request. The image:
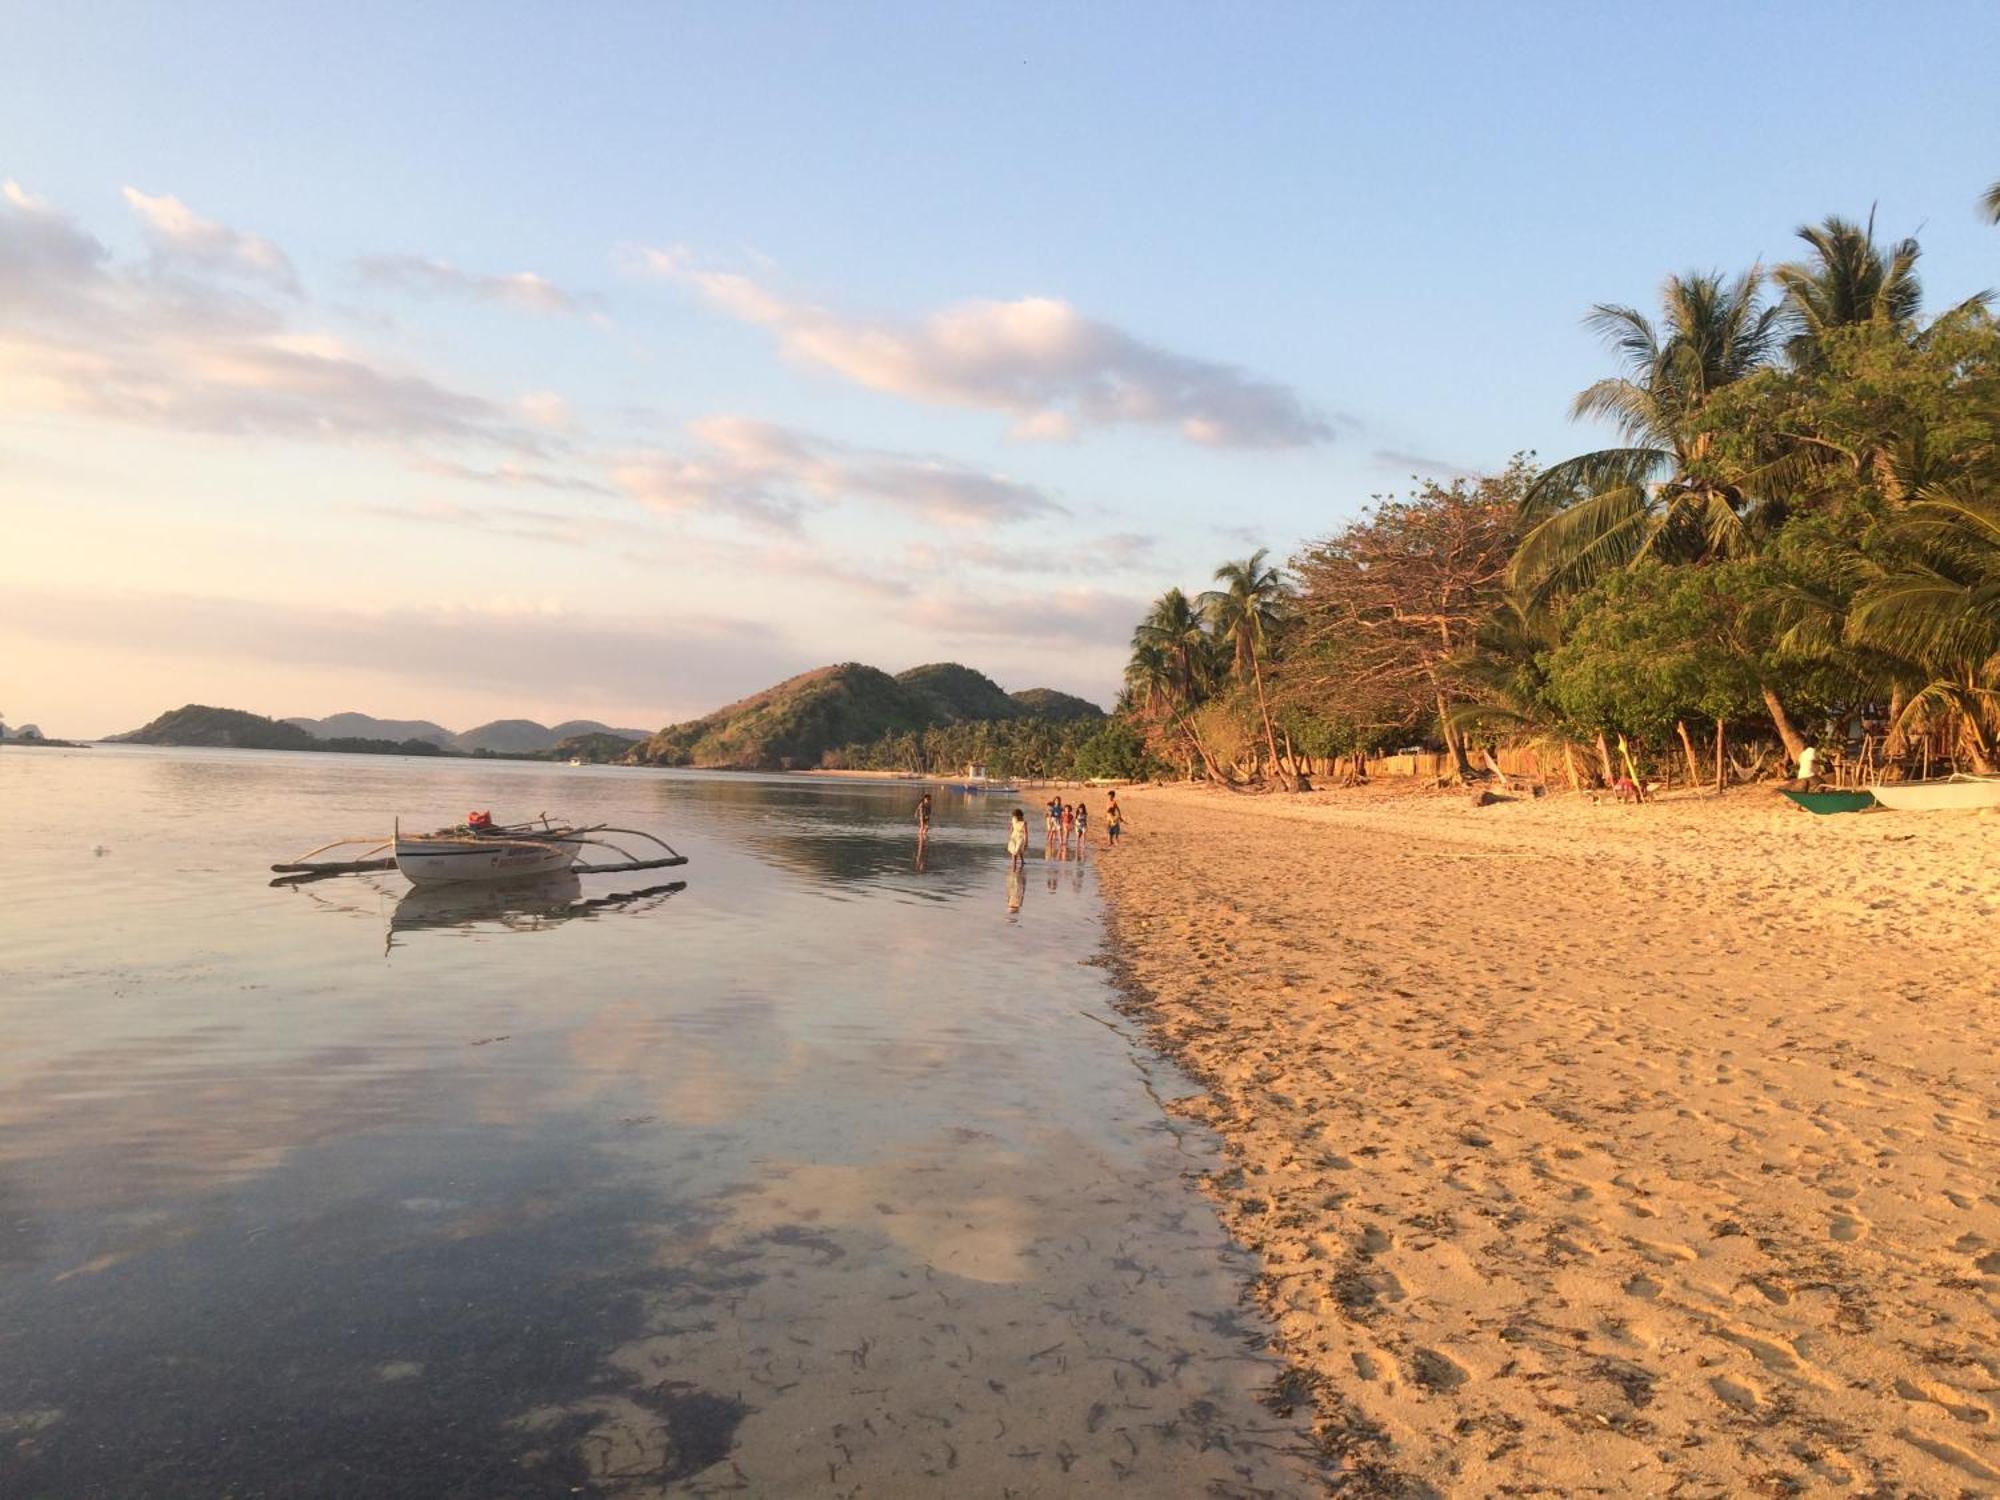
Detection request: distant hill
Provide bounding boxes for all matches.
[1008,688,1106,723]
[895,663,1022,722]
[455,718,649,755]
[285,712,455,747]
[113,705,443,756]
[632,663,941,770]
[119,705,321,750]
[630,662,1107,771]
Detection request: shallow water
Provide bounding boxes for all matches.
[0,747,1319,1497]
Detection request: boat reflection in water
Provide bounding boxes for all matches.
[294,871,687,951]
[389,873,687,945]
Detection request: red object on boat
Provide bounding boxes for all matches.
[467,810,493,830]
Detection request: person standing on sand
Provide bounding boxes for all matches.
[1074,802,1089,849]
[1105,796,1123,845]
[1006,808,1028,869]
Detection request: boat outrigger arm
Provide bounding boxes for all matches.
[270,821,689,885]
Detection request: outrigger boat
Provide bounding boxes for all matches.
[1867,774,2000,812]
[271,812,688,887]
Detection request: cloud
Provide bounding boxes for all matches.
[612,416,1063,534]
[0,182,541,452]
[356,253,581,316]
[1371,448,1479,480]
[121,187,300,293]
[638,248,1332,448]
[903,585,1146,648]
[904,531,1156,577]
[0,585,794,719]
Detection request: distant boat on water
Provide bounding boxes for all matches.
[954,763,1018,793]
[1868,775,2000,812]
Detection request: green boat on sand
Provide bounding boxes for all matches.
[1779,788,1877,815]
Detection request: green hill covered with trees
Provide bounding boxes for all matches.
[114,705,445,755]
[629,663,1110,774]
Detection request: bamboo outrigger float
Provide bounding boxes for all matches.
[272,813,688,887]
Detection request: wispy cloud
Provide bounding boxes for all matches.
[120,186,300,294]
[0,585,793,719]
[356,253,582,316]
[1371,448,1480,480]
[0,181,541,452]
[903,585,1146,648]
[637,248,1333,448]
[612,415,1064,534]
[904,531,1156,577]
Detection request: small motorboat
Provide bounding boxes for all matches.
[271,812,688,887]
[1867,775,2000,812]
[1779,788,1877,815]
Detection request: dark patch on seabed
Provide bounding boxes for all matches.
[0,1127,751,1499]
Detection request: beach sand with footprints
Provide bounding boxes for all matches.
[1097,783,2000,1496]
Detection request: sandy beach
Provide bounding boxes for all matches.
[1095,784,2000,1496]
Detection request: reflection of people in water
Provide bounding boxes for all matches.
[1006,864,1025,915]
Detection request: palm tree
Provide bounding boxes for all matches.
[1847,480,2000,771]
[1513,269,1815,757]
[1202,550,1293,787]
[1511,267,1785,605]
[1982,179,2000,225]
[1774,212,1921,365]
[1130,590,1228,781]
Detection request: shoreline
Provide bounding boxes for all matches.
[1095,783,2000,1495]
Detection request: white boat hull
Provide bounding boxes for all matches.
[395,836,582,885]
[1868,777,2000,812]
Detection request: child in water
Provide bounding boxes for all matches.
[1006,808,1028,868]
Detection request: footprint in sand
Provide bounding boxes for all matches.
[1829,1212,1868,1242]
[1895,1376,1994,1426]
[1710,1374,1760,1411]
[1623,1273,1661,1300]
[1410,1348,1469,1393]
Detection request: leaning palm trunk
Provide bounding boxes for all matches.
[1760,683,1807,763]
[1249,652,1293,791]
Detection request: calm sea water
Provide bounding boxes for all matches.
[0,747,1319,1497]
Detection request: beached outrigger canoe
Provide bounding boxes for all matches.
[271,813,688,886]
[1778,788,1877,815]
[1867,774,2000,812]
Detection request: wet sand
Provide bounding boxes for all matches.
[1096,783,2000,1496]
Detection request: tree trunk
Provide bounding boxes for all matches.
[1676,720,1702,790]
[1760,682,1806,763]
[1172,708,1231,785]
[1883,684,1908,758]
[1713,719,1725,793]
[1595,731,1617,785]
[1250,652,1292,791]
[1437,692,1473,783]
[1561,741,1583,792]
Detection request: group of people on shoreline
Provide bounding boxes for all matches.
[914,787,1126,871]
[1006,790,1121,868]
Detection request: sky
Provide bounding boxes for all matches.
[3,2,1997,737]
